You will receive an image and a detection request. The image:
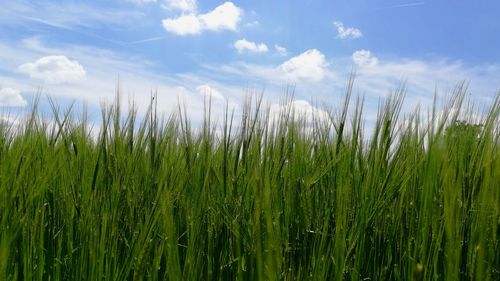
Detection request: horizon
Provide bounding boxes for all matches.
[1,0,499,128]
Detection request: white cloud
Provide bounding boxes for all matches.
[18,55,86,84]
[233,39,268,54]
[163,0,197,13]
[274,44,288,56]
[201,51,499,124]
[0,38,248,128]
[197,84,225,101]
[348,58,500,116]
[352,50,378,67]
[199,2,242,31]
[269,100,330,128]
[279,49,327,82]
[1,36,499,137]
[333,21,363,39]
[0,87,28,107]
[162,1,242,35]
[162,14,203,35]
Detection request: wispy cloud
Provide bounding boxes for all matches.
[0,38,244,125]
[1,36,498,132]
[127,36,167,45]
[378,2,425,10]
[0,1,145,29]
[128,0,157,4]
[0,2,147,47]
[15,15,135,47]
[11,15,163,47]
[200,49,499,115]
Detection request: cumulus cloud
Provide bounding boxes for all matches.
[199,2,241,31]
[0,87,28,107]
[18,55,86,84]
[197,84,225,101]
[333,21,363,39]
[233,39,268,54]
[162,14,203,35]
[274,44,288,56]
[279,49,327,82]
[352,50,378,67]
[162,1,242,35]
[163,0,197,13]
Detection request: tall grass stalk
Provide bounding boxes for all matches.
[0,82,499,280]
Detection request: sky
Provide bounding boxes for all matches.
[1,0,499,128]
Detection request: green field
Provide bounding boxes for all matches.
[0,83,499,280]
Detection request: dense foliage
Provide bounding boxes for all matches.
[0,84,499,280]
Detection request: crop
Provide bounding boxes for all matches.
[0,81,499,280]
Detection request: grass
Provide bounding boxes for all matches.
[0,82,499,280]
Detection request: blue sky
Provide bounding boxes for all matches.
[1,0,499,127]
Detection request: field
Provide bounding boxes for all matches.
[0,83,499,280]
